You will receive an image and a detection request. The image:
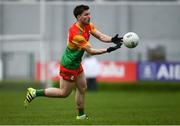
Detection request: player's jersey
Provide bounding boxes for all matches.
[61,22,96,69]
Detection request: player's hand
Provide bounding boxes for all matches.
[111,34,123,44]
[106,44,121,53]
[116,41,123,47]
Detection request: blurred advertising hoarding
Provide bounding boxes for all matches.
[96,61,137,82]
[36,61,137,83]
[138,62,180,81]
[36,61,180,82]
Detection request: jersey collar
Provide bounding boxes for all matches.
[75,22,84,32]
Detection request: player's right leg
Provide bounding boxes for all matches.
[24,77,75,108]
[75,71,88,120]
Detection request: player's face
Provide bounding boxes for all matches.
[78,10,90,25]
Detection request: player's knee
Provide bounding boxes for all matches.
[60,94,69,98]
[60,91,70,98]
[81,86,87,94]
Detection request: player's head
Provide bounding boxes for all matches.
[73,4,90,25]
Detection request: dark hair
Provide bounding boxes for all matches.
[73,4,89,19]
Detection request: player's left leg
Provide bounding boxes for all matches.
[24,78,75,108]
[75,71,88,119]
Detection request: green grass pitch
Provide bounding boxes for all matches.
[0,81,180,125]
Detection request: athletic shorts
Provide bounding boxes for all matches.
[59,64,83,82]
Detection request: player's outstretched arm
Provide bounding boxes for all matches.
[91,30,123,44]
[91,30,112,43]
[84,44,121,55]
[84,45,107,55]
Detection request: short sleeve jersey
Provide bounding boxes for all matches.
[61,22,96,69]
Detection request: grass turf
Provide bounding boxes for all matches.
[0,82,180,125]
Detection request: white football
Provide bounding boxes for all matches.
[123,32,139,48]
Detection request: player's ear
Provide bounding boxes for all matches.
[77,15,81,20]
